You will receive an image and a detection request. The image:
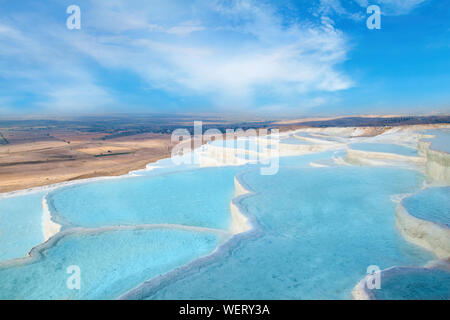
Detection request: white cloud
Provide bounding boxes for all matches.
[77,0,352,101]
[38,84,115,112]
[0,0,354,112]
[0,22,117,113]
[320,0,428,18]
[319,0,365,20]
[166,21,205,35]
[354,0,428,15]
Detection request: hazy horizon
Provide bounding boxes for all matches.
[0,111,449,121]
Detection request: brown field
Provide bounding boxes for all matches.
[0,131,174,193]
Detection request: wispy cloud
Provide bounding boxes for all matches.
[318,0,365,20]
[0,19,117,113]
[1,0,355,113]
[319,0,429,20]
[85,0,352,106]
[166,21,205,35]
[354,0,428,15]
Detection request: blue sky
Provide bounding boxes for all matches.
[0,0,448,116]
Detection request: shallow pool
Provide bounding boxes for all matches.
[372,268,450,300]
[0,228,220,299]
[403,187,450,227]
[0,192,46,261]
[350,143,418,156]
[0,146,443,300]
[280,137,313,145]
[141,163,432,299]
[423,129,450,153]
[47,167,238,230]
[209,138,269,152]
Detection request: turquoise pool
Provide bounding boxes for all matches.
[295,132,316,139]
[350,143,418,156]
[372,268,450,300]
[0,148,445,300]
[280,137,313,145]
[209,138,268,152]
[0,192,46,261]
[48,167,238,230]
[403,187,450,227]
[423,129,450,153]
[140,163,433,299]
[0,228,220,299]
